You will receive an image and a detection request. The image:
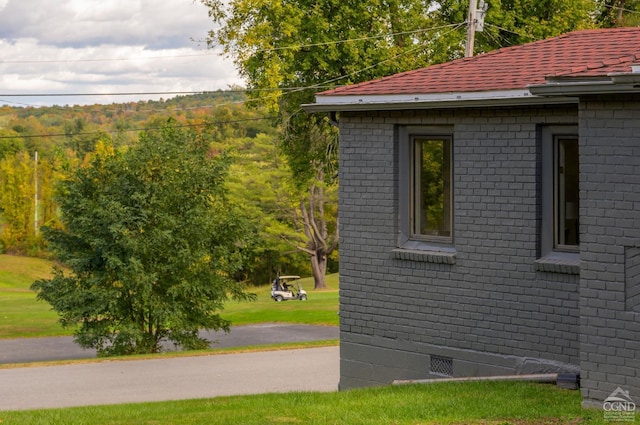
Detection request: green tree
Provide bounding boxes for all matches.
[429,0,596,59]
[0,128,25,160]
[220,130,313,284]
[201,0,599,288]
[32,122,255,356]
[596,0,640,27]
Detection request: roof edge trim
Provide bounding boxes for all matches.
[528,80,640,96]
[302,92,577,113]
[314,89,533,105]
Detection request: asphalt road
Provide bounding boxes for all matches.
[0,323,339,364]
[0,324,340,411]
[0,346,340,410]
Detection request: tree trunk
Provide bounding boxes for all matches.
[614,0,627,26]
[293,171,338,290]
[310,249,328,289]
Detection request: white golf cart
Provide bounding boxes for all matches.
[271,275,308,302]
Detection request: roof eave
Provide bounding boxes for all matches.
[529,76,640,97]
[302,91,577,113]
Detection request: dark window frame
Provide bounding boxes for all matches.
[537,125,580,273]
[410,136,453,242]
[398,126,454,249]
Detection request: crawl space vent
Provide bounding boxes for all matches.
[430,355,453,376]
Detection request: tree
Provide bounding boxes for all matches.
[203,0,434,288]
[596,0,640,27]
[429,0,596,59]
[32,122,256,356]
[216,126,314,284]
[200,0,596,288]
[200,0,432,289]
[0,128,25,160]
[292,170,338,289]
[0,140,72,255]
[0,152,35,252]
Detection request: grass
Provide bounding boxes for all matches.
[224,274,339,326]
[0,254,338,339]
[0,381,608,424]
[0,255,68,339]
[0,255,613,424]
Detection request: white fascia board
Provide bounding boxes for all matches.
[528,79,617,96]
[302,89,576,112]
[529,77,640,96]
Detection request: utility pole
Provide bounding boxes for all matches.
[465,0,488,58]
[34,151,39,235]
[465,0,478,58]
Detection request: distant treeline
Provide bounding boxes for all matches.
[0,91,329,285]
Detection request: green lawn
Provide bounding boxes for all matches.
[0,381,608,425]
[224,274,339,326]
[0,254,338,339]
[0,255,612,424]
[0,255,68,338]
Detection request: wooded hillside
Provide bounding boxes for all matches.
[0,91,333,285]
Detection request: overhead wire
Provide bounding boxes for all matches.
[601,2,640,15]
[257,23,463,53]
[0,23,463,66]
[268,21,468,122]
[0,52,217,65]
[290,21,467,94]
[482,23,539,43]
[0,86,338,98]
[478,23,517,50]
[0,22,464,102]
[0,21,468,140]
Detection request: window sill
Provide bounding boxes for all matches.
[534,252,580,275]
[392,244,456,265]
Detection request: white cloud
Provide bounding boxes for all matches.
[0,0,242,106]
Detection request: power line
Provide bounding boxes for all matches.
[601,2,640,15]
[483,23,539,42]
[0,21,468,138]
[279,22,467,117]
[0,24,462,66]
[0,52,216,65]
[0,98,35,107]
[0,91,225,97]
[259,23,463,53]
[296,22,467,93]
[0,86,341,98]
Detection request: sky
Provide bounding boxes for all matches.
[0,0,243,107]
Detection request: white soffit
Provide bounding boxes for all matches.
[304,89,576,112]
[315,89,534,105]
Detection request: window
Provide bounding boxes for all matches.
[412,137,452,240]
[398,126,454,250]
[537,125,579,274]
[554,137,579,249]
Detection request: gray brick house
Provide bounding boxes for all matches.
[304,28,640,406]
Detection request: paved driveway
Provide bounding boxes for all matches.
[0,324,340,411]
[0,346,339,410]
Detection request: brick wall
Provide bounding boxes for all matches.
[338,105,582,389]
[579,94,640,406]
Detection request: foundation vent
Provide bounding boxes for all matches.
[430,355,453,376]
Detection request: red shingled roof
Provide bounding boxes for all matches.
[319,27,640,97]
